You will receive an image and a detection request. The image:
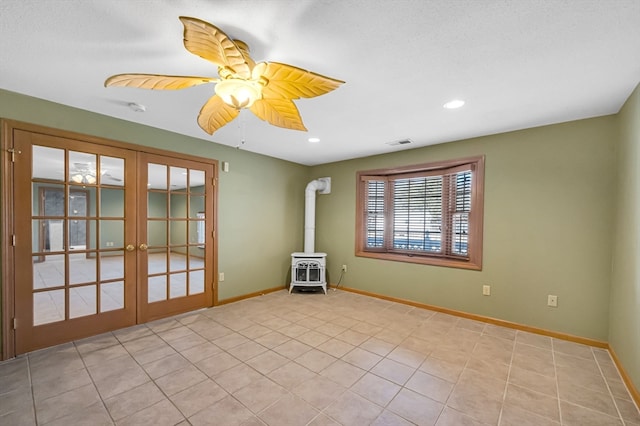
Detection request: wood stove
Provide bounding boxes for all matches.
[290,252,327,294]
[290,178,330,295]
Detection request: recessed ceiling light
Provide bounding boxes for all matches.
[308,137,320,143]
[443,99,465,109]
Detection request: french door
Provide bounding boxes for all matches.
[7,125,215,355]
[138,153,214,323]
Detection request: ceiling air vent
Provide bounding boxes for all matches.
[386,138,413,146]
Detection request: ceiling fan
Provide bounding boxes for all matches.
[105,16,345,135]
[70,162,122,184]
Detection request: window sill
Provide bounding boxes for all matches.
[355,249,482,271]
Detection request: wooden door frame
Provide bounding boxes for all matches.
[1,119,219,360]
[1,120,17,359]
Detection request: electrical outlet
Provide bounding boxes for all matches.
[547,295,558,307]
[483,285,491,296]
[219,272,225,282]
[341,264,347,272]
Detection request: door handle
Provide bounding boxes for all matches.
[126,244,135,252]
[139,243,148,251]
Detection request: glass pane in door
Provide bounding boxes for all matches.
[32,254,65,290]
[100,156,124,187]
[32,146,64,181]
[148,275,167,302]
[33,289,65,325]
[189,170,205,193]
[100,188,124,217]
[69,251,96,285]
[189,270,204,295]
[144,161,211,305]
[29,146,132,326]
[69,285,97,318]
[170,253,186,272]
[148,164,167,190]
[69,151,98,184]
[170,167,188,192]
[170,273,187,298]
[100,252,124,280]
[148,249,167,275]
[101,281,124,312]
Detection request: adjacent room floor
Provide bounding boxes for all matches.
[1,289,639,425]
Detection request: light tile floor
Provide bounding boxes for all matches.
[32,253,205,325]
[1,289,639,426]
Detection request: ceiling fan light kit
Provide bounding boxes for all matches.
[214,78,263,109]
[70,174,96,184]
[105,16,344,135]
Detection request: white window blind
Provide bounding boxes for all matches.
[359,157,482,268]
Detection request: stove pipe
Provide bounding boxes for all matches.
[304,177,331,253]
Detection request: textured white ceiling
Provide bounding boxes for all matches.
[1,0,639,165]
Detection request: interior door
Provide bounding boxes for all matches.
[13,130,137,354]
[138,153,214,322]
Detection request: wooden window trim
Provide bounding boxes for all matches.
[355,155,485,270]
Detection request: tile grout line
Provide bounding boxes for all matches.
[74,334,117,426]
[233,315,340,426]
[14,290,639,426]
[434,323,482,425]
[552,343,629,425]
[26,355,39,426]
[495,331,517,426]
[593,347,627,425]
[550,337,563,426]
[158,317,283,424]
[145,322,217,424]
[307,307,419,425]
[109,325,189,424]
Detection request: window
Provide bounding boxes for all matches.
[356,156,484,270]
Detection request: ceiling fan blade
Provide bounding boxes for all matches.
[198,95,240,134]
[250,98,307,131]
[105,74,215,90]
[233,40,256,73]
[179,16,253,79]
[103,174,123,182]
[254,62,344,100]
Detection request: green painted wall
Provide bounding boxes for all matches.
[610,83,640,388]
[311,116,617,341]
[2,86,639,396]
[0,89,309,310]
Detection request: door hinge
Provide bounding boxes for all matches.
[211,230,215,239]
[11,235,16,246]
[12,318,17,330]
[211,177,216,186]
[7,148,16,162]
